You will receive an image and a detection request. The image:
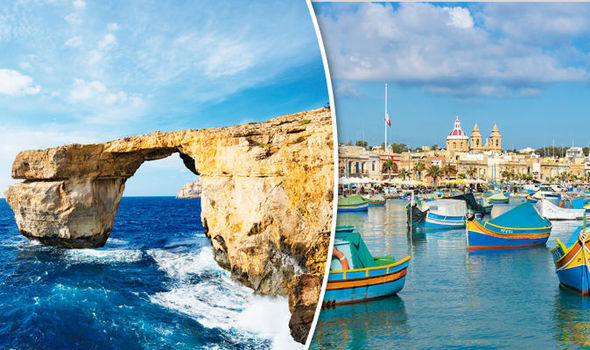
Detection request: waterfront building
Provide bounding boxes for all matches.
[446,117,469,153]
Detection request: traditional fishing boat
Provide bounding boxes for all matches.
[552,221,590,295]
[538,199,585,220]
[487,193,509,204]
[324,230,410,305]
[337,195,369,212]
[362,194,386,207]
[478,198,493,215]
[407,199,467,230]
[466,202,552,250]
[407,193,485,230]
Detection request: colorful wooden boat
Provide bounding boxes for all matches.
[539,199,585,220]
[407,199,467,230]
[361,194,386,207]
[324,231,410,305]
[337,195,368,212]
[527,195,538,203]
[552,225,590,295]
[466,202,552,250]
[487,193,509,204]
[477,198,493,215]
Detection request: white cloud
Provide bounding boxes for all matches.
[64,35,82,47]
[98,33,116,50]
[444,7,474,29]
[69,79,136,105]
[107,22,119,32]
[64,13,81,25]
[73,0,86,9]
[0,69,41,96]
[317,2,590,97]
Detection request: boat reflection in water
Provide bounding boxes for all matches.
[311,296,409,349]
[554,288,590,347]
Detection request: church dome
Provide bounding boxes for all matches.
[447,117,468,140]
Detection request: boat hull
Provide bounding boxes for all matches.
[467,219,551,250]
[488,198,509,204]
[337,202,369,212]
[324,256,410,305]
[415,211,465,230]
[553,237,590,295]
[540,200,585,220]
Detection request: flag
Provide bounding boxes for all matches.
[385,112,391,126]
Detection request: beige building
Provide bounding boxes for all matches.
[446,117,502,154]
[446,117,469,152]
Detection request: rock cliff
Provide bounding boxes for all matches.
[4,108,334,343]
[176,180,202,198]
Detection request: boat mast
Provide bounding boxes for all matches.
[385,83,388,152]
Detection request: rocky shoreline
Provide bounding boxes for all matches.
[4,108,333,343]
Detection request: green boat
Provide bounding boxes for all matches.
[338,195,369,212]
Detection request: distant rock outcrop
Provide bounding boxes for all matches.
[176,180,202,198]
[4,108,333,343]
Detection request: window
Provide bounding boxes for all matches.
[372,162,375,171]
[496,140,499,147]
[476,139,479,146]
[453,142,456,150]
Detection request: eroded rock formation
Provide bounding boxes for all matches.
[176,180,202,198]
[4,108,334,343]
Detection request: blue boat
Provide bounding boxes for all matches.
[324,231,410,305]
[337,195,369,212]
[552,225,590,295]
[466,202,552,250]
[477,198,493,215]
[407,199,467,230]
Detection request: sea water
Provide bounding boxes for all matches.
[312,199,590,349]
[0,197,299,349]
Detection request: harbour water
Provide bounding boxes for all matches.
[0,197,296,349]
[312,198,589,349]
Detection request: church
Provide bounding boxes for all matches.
[446,117,502,153]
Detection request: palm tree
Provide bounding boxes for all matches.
[443,164,456,179]
[467,166,477,179]
[399,169,411,180]
[414,161,426,180]
[382,159,397,179]
[427,165,442,187]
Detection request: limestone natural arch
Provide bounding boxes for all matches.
[4,108,333,343]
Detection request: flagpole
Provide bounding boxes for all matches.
[385,83,388,152]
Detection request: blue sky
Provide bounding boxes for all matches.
[313,2,590,149]
[0,0,328,196]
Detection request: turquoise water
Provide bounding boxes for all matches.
[312,199,590,349]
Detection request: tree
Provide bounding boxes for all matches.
[431,144,439,151]
[427,165,442,187]
[390,143,408,154]
[467,166,477,179]
[399,169,411,180]
[501,169,512,182]
[443,164,456,179]
[355,140,368,149]
[458,173,467,179]
[382,159,397,179]
[414,161,426,180]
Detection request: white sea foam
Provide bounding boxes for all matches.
[148,247,302,348]
[65,249,143,264]
[237,296,303,350]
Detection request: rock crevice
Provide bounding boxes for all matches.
[4,108,333,343]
